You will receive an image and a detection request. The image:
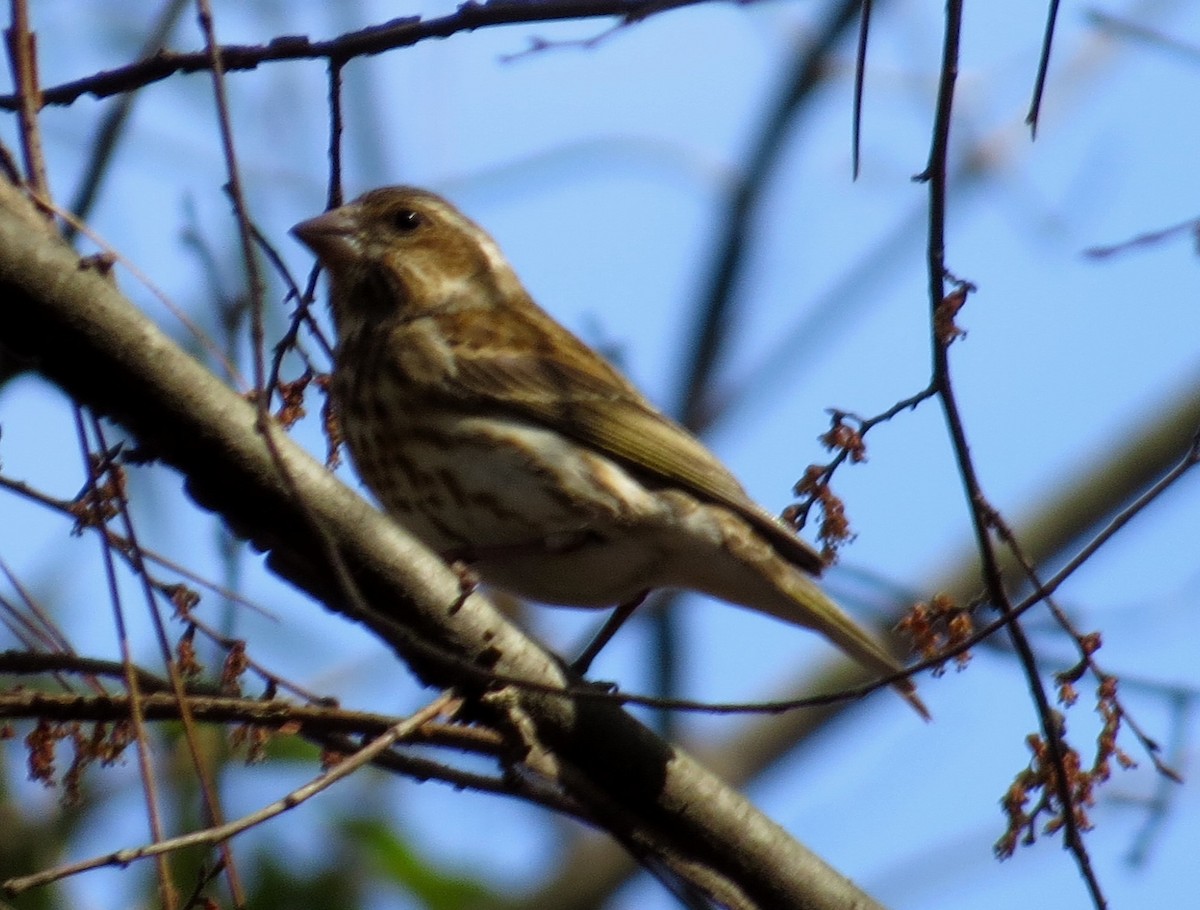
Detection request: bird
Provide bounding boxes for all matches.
[292,186,926,717]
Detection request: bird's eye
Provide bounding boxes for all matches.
[391,209,423,233]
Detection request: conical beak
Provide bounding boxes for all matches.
[291,206,360,267]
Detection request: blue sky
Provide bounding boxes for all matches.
[2,2,1199,908]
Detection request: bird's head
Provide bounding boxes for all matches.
[292,187,520,337]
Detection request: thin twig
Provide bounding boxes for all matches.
[0,557,78,661]
[1026,0,1062,136]
[92,414,246,905]
[4,0,50,196]
[0,0,722,111]
[40,198,247,387]
[195,0,266,400]
[72,410,178,910]
[851,0,872,179]
[0,680,501,752]
[0,471,275,619]
[3,696,452,897]
[262,60,345,411]
[922,2,1105,905]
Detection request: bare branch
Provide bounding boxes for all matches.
[0,0,722,111]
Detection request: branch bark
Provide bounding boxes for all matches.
[0,179,889,910]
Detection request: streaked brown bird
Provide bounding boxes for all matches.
[292,187,926,717]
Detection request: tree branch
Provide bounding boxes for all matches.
[0,0,718,111]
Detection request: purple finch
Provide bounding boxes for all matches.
[292,187,925,717]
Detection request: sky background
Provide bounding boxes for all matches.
[2,1,1199,908]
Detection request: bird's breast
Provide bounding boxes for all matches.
[332,353,674,604]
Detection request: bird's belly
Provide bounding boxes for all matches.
[344,410,671,605]
[473,536,666,607]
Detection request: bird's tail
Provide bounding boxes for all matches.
[697,535,929,719]
[767,566,929,719]
[669,505,929,718]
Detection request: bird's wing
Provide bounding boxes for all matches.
[402,308,826,574]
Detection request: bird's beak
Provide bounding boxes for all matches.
[291,206,360,267]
